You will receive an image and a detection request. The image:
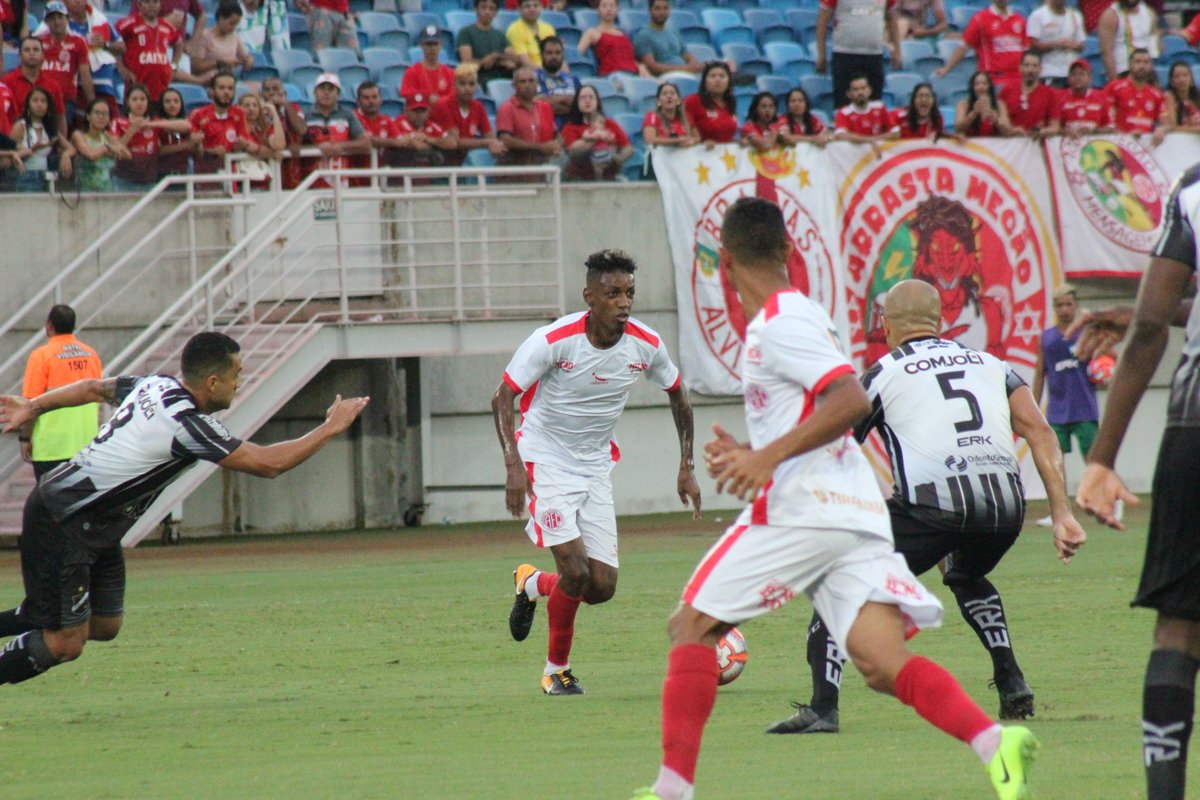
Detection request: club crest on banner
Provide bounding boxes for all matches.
[1057,135,1169,251]
[838,145,1057,372]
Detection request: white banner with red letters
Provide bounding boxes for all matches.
[1043,133,1200,278]
[652,143,849,396]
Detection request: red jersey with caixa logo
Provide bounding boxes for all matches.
[963,6,1027,84]
[834,100,893,135]
[738,288,890,535]
[188,104,250,150]
[115,14,181,101]
[501,310,680,477]
[37,32,89,103]
[1057,88,1111,133]
[1106,77,1163,134]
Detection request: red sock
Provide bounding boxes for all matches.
[546,585,582,666]
[536,571,558,598]
[661,643,720,784]
[893,656,995,744]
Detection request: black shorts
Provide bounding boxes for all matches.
[19,489,126,631]
[1135,427,1200,619]
[889,499,1022,586]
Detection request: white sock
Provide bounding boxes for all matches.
[970,724,1004,763]
[652,765,694,800]
[524,570,544,600]
[544,661,568,677]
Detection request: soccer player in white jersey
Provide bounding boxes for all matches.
[1075,163,1200,800]
[631,198,1038,800]
[492,249,702,696]
[0,332,368,686]
[768,278,1086,735]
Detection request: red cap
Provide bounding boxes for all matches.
[405,93,430,111]
[1069,58,1091,73]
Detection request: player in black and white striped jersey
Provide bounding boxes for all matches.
[769,279,1086,734]
[0,331,369,688]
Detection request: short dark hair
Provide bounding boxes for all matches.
[356,80,380,97]
[211,69,237,88]
[181,332,240,384]
[539,35,563,54]
[721,197,789,267]
[1021,48,1041,62]
[474,0,497,8]
[585,249,637,283]
[215,2,242,19]
[47,304,76,334]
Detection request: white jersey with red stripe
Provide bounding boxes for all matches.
[739,289,891,539]
[503,311,681,477]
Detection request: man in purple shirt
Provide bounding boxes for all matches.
[1032,284,1100,461]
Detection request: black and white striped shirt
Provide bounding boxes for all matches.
[1152,165,1200,426]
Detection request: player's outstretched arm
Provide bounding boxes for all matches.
[219,395,368,478]
[710,374,868,501]
[1065,300,1191,361]
[491,381,530,518]
[1009,384,1086,563]
[1078,257,1192,528]
[0,377,121,432]
[668,383,702,519]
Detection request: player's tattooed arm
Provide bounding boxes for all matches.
[0,378,120,433]
[669,384,702,518]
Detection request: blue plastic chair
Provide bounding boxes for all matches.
[271,48,314,80]
[886,72,925,103]
[487,78,515,105]
[700,8,742,34]
[317,47,361,72]
[358,12,402,42]
[363,47,408,82]
[617,8,649,32]
[444,10,475,35]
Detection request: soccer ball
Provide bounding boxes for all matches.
[716,627,748,685]
[1087,353,1116,388]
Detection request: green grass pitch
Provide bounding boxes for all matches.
[0,500,1180,799]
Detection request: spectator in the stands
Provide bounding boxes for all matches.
[237,0,290,56]
[431,63,505,166]
[301,72,370,186]
[561,83,631,181]
[496,65,560,166]
[1162,61,1200,132]
[1172,9,1200,48]
[642,81,697,147]
[1,0,28,48]
[116,0,211,103]
[683,61,737,145]
[191,3,255,77]
[36,2,92,127]
[384,91,457,168]
[936,0,1027,91]
[1056,58,1112,135]
[2,37,65,130]
[534,35,579,128]
[0,80,12,130]
[261,76,305,187]
[294,0,359,54]
[578,0,648,82]
[1098,0,1159,81]
[112,82,187,187]
[239,91,284,156]
[56,0,121,119]
[155,86,194,178]
[351,79,389,178]
[401,25,456,108]
[1001,49,1058,136]
[131,0,205,54]
[816,0,901,105]
[834,73,896,142]
[189,70,259,173]
[1105,47,1163,142]
[71,97,128,190]
[955,70,1014,136]
[1026,0,1085,88]
[9,85,73,189]
[892,82,945,139]
[458,0,518,88]
[634,0,702,78]
[891,0,948,43]
[506,0,555,69]
[740,91,779,153]
[777,87,831,146]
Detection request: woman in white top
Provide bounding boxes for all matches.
[10,86,74,191]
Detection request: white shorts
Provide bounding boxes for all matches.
[524,462,619,568]
[682,516,944,653]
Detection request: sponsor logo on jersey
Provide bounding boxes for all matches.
[627,361,648,373]
[1059,135,1168,252]
[590,372,608,384]
[540,508,564,531]
[138,51,170,65]
[757,579,795,610]
[745,383,768,411]
[885,573,923,600]
[554,359,574,371]
[945,454,968,472]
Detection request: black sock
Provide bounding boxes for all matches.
[0,603,32,638]
[807,612,844,714]
[950,577,1022,682]
[0,630,56,685]
[1143,649,1199,800]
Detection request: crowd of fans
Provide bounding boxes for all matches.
[0,0,1197,190]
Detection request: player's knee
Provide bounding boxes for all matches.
[852,655,895,694]
[557,558,591,592]
[44,629,88,663]
[89,614,123,642]
[584,582,615,604]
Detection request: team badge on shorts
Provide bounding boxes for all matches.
[540,508,565,531]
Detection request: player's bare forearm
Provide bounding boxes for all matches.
[0,377,119,431]
[492,381,530,516]
[1088,258,1192,468]
[668,384,702,516]
[220,395,368,478]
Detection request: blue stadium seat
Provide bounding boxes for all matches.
[339,65,371,94]
[380,99,403,117]
[542,10,572,29]
[685,43,718,63]
[572,8,599,29]
[713,26,756,49]
[582,77,618,97]
[565,57,596,78]
[358,12,402,43]
[773,60,816,84]
[423,0,460,17]
[287,12,307,34]
[271,48,314,80]
[670,9,699,29]
[621,77,660,108]
[495,11,518,29]
[798,74,834,112]
[722,43,770,77]
[317,47,361,72]
[556,26,583,49]
[401,11,440,35]
[285,82,306,103]
[886,72,925,103]
[930,73,963,102]
[743,7,792,47]
[700,8,742,34]
[444,10,474,35]
[617,9,649,33]
[764,40,805,68]
[949,5,982,31]
[1082,35,1100,58]
[940,104,956,129]
[364,47,408,82]
[243,65,280,83]
[679,26,713,47]
[756,74,791,98]
[3,50,18,73]
[466,148,496,168]
[672,75,700,98]
[477,96,496,116]
[290,66,324,97]
[899,40,936,71]
[487,78,515,105]
[784,8,820,38]
[601,95,630,114]
[614,112,645,144]
[375,29,411,52]
[380,65,408,92]
[170,83,209,107]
